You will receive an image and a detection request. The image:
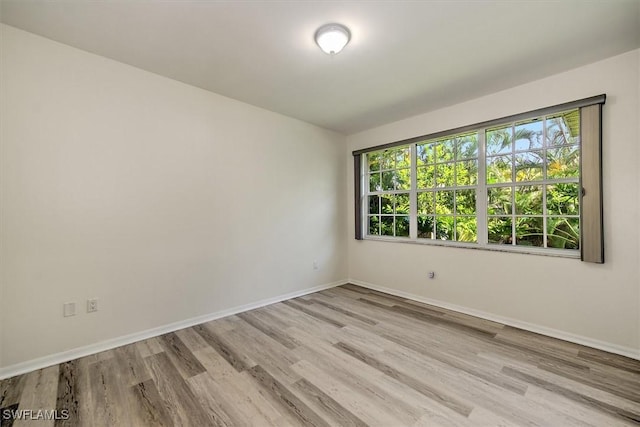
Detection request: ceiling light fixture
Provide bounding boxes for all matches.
[315,23,351,55]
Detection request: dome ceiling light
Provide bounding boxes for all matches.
[315,23,351,55]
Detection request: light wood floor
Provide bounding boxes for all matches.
[1,284,639,426]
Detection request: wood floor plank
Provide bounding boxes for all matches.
[323,292,485,352]
[525,384,638,427]
[281,300,345,328]
[390,299,447,317]
[85,381,135,427]
[539,360,640,402]
[144,352,213,427]
[135,337,164,359]
[204,314,245,334]
[502,366,640,423]
[479,350,640,415]
[359,297,499,339]
[13,366,59,427]
[1,374,27,409]
[493,336,590,371]
[341,285,410,305]
[496,326,582,356]
[340,283,372,294]
[186,373,244,427]
[94,350,114,363]
[174,328,211,354]
[73,355,96,427]
[334,326,390,356]
[289,328,444,426]
[466,406,529,427]
[113,344,151,387]
[54,361,79,427]
[290,296,314,305]
[192,324,255,372]
[374,345,589,427]
[327,287,396,307]
[130,380,172,427]
[467,327,595,373]
[300,299,380,330]
[263,303,342,345]
[333,316,593,427]
[311,292,430,334]
[193,348,288,427]
[334,341,473,417]
[324,304,620,425]
[402,300,505,334]
[307,298,378,325]
[243,306,291,330]
[374,327,528,395]
[87,359,127,427]
[157,332,206,379]
[289,359,407,426]
[291,378,368,427]
[226,321,302,385]
[577,349,640,374]
[294,354,479,427]
[236,310,300,350]
[247,365,331,427]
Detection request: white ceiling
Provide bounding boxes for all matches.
[2,0,639,134]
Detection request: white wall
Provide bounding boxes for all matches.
[0,24,347,369]
[347,49,640,355]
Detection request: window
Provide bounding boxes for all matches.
[415,133,478,242]
[485,111,580,249]
[367,147,411,237]
[353,96,604,262]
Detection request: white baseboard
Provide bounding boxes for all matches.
[0,280,346,380]
[348,279,640,361]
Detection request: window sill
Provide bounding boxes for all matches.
[361,235,580,259]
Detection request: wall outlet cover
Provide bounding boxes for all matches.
[63,302,76,317]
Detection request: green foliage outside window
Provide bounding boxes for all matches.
[368,147,411,237]
[366,109,580,251]
[416,132,479,242]
[486,110,580,249]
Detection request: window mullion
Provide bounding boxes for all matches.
[477,130,488,245]
[511,126,516,246]
[410,144,417,239]
[542,118,548,248]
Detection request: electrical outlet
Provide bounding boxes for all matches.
[313,260,319,270]
[428,271,436,279]
[63,302,76,317]
[87,298,98,313]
